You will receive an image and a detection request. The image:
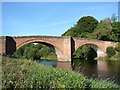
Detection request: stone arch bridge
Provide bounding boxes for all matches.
[0,36,116,61]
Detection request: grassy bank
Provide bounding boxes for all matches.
[2,56,120,89]
[102,42,120,61]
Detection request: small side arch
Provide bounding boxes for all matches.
[75,43,107,58]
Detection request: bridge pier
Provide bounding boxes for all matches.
[56,36,72,62]
[63,36,72,62]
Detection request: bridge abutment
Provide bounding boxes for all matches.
[0,36,6,55]
[0,36,16,56]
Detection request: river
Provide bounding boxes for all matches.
[37,59,120,85]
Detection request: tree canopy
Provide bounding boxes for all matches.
[62,16,98,37]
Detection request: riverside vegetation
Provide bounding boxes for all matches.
[2,56,120,89]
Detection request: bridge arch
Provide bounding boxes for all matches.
[75,42,107,58]
[16,39,64,60]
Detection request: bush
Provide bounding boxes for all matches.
[2,56,120,89]
[115,42,120,52]
[106,46,116,57]
[2,57,86,89]
[89,79,119,89]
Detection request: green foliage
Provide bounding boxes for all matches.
[44,52,57,60]
[77,16,98,33]
[73,45,89,59]
[110,22,120,42]
[39,46,51,58]
[2,56,120,89]
[88,79,119,89]
[106,46,116,57]
[13,43,57,60]
[27,48,37,60]
[2,57,86,88]
[23,47,30,58]
[63,15,119,42]
[101,43,120,61]
[115,42,120,52]
[73,45,97,60]
[110,54,120,61]
[12,48,23,58]
[62,26,80,37]
[90,18,112,41]
[62,16,98,37]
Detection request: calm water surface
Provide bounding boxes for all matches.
[37,59,120,85]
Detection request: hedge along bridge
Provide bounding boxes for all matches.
[0,36,116,61]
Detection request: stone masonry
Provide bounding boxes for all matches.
[0,36,116,61]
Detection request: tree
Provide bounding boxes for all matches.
[62,25,80,37]
[62,16,98,37]
[90,18,112,41]
[34,43,43,49]
[27,48,37,60]
[38,46,51,59]
[110,22,120,42]
[73,45,89,59]
[77,16,98,33]
[13,48,23,58]
[73,45,97,60]
[23,47,30,58]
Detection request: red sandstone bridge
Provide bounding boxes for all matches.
[0,36,116,61]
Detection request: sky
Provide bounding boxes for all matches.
[2,2,118,36]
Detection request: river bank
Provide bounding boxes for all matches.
[2,56,120,89]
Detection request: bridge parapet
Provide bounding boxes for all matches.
[13,35,63,39]
[73,37,106,42]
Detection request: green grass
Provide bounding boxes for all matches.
[2,56,120,89]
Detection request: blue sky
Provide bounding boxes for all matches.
[2,2,118,36]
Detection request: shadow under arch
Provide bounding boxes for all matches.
[75,43,105,58]
[16,40,64,61]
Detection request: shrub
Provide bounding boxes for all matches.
[89,79,119,89]
[2,56,120,89]
[115,42,120,52]
[2,57,86,89]
[106,46,116,57]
